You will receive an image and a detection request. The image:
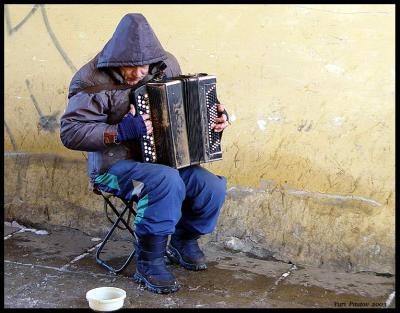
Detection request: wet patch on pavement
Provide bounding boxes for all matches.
[4,222,396,308]
[4,224,96,268]
[269,283,391,308]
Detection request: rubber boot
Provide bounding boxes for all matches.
[166,228,207,271]
[133,234,180,294]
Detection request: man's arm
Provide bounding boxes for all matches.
[60,89,131,151]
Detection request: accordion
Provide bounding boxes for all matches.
[130,73,223,169]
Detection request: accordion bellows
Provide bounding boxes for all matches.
[130,73,223,169]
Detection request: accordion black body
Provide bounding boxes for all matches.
[130,74,223,169]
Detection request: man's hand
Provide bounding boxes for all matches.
[126,104,153,135]
[116,104,152,142]
[212,104,229,133]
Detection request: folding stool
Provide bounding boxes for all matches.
[93,188,137,274]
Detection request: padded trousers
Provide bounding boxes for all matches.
[93,160,227,237]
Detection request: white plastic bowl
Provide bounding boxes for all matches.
[86,287,126,311]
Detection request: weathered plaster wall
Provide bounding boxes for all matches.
[4,4,395,274]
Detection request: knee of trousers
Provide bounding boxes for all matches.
[153,166,186,201]
[202,175,227,206]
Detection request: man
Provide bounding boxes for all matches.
[60,13,229,294]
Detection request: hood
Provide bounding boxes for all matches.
[97,13,167,68]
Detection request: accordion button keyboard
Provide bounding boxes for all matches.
[134,92,157,163]
[204,85,222,154]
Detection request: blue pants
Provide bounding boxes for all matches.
[93,160,227,237]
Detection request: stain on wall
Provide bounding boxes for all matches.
[25,79,61,133]
[4,4,395,273]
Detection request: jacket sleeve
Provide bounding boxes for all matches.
[60,88,131,151]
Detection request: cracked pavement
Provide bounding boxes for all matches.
[3,222,396,308]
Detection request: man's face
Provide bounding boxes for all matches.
[120,65,150,85]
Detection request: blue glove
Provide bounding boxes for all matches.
[116,112,147,142]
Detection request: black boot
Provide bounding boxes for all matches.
[166,228,207,271]
[133,234,180,294]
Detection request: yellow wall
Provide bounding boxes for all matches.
[4,4,395,273]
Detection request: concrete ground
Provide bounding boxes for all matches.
[3,221,396,309]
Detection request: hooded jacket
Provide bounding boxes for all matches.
[60,14,181,182]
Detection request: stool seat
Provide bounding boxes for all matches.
[93,187,137,274]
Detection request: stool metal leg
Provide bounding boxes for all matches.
[96,196,137,274]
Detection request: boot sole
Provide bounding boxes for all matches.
[133,272,180,294]
[166,245,208,271]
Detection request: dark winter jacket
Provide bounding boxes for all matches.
[60,13,181,183]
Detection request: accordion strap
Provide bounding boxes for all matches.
[80,61,167,94]
[80,83,132,94]
[80,74,162,94]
